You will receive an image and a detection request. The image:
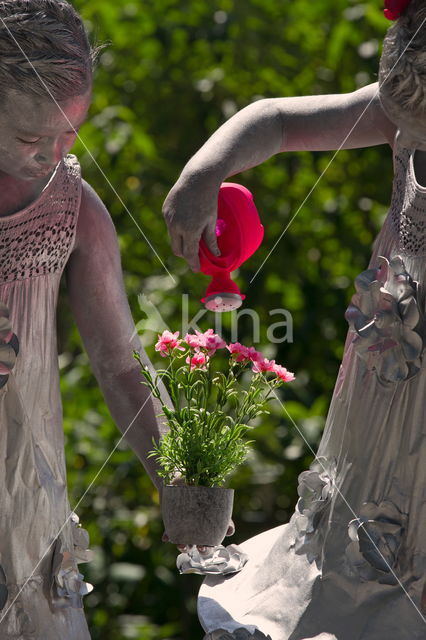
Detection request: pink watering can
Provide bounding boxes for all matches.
[199,182,264,312]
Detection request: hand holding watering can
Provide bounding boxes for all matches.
[199,183,264,311]
[163,179,263,311]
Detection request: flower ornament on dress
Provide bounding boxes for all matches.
[203,629,272,640]
[292,457,336,564]
[384,0,411,20]
[345,500,407,585]
[51,513,93,609]
[0,302,19,389]
[177,543,248,575]
[345,256,423,383]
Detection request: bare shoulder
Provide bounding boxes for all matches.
[345,83,397,145]
[73,180,117,253]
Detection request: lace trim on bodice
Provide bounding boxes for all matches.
[0,155,81,284]
[389,145,426,257]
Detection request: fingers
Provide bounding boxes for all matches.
[162,534,214,555]
[168,231,200,271]
[0,315,13,344]
[0,305,12,344]
[166,223,201,271]
[176,544,212,554]
[182,239,201,272]
[161,533,196,552]
[163,194,184,259]
[226,519,235,537]
[202,224,221,257]
[0,343,17,373]
[163,522,235,547]
[180,221,221,270]
[195,546,210,554]
[169,232,184,259]
[163,182,219,271]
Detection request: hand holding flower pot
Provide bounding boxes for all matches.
[134,330,295,547]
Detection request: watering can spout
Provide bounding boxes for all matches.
[198,183,263,312]
[202,271,245,311]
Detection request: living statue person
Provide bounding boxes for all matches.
[0,1,171,637]
[163,1,426,638]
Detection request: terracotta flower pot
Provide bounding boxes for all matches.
[161,485,234,546]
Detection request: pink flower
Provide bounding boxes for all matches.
[227,342,248,362]
[186,351,208,371]
[203,329,226,354]
[184,333,204,349]
[245,346,262,362]
[155,330,185,357]
[227,342,264,363]
[272,364,295,382]
[184,329,226,355]
[252,358,275,373]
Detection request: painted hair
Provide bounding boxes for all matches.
[379,0,426,113]
[0,0,99,100]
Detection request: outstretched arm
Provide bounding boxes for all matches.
[66,181,171,492]
[163,82,396,271]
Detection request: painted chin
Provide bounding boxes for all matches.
[0,163,53,181]
[23,166,55,179]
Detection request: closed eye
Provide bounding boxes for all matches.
[16,128,79,145]
[16,137,41,144]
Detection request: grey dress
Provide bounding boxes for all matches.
[199,140,426,640]
[0,155,92,639]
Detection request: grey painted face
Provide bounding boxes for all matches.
[0,88,91,181]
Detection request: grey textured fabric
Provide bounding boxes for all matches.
[0,155,91,638]
[199,140,426,640]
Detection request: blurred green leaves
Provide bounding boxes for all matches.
[61,0,392,637]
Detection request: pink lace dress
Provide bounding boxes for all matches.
[199,140,426,639]
[0,155,92,639]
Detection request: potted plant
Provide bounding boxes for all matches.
[134,329,294,546]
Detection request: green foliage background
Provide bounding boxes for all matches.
[60,1,393,637]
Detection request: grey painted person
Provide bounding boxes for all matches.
[163,1,426,638]
[0,1,171,637]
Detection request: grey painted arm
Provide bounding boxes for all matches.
[66,180,171,492]
[163,82,397,271]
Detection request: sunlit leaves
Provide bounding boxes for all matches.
[64,0,390,636]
